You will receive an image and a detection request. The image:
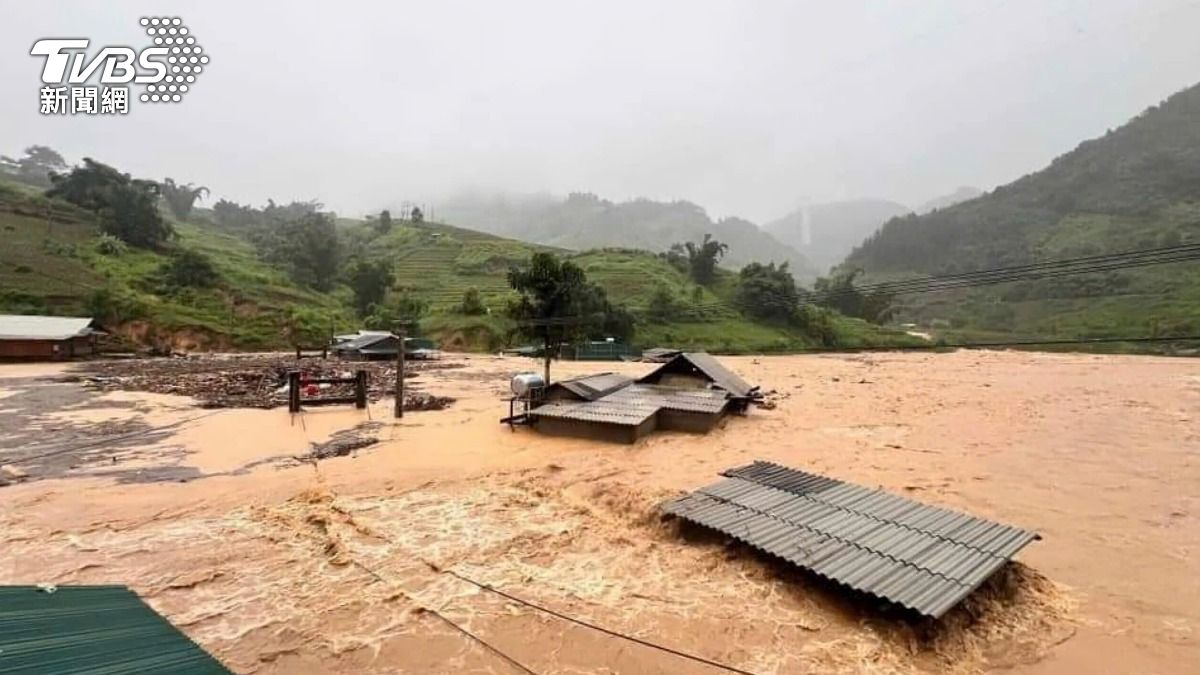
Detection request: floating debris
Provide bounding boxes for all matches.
[72,355,463,410]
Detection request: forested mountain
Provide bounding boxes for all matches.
[437,192,818,279]
[848,83,1200,274]
[843,82,1200,339]
[764,199,911,275]
[915,186,984,215]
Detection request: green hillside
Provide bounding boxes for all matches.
[843,82,1200,342]
[340,220,915,352]
[1,170,914,354]
[0,180,351,350]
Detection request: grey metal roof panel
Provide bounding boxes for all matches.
[0,315,94,340]
[530,381,728,430]
[528,399,656,426]
[555,373,635,401]
[609,384,730,414]
[636,352,755,397]
[664,462,1040,618]
[333,333,397,351]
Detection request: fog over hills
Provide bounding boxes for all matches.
[437,192,819,279]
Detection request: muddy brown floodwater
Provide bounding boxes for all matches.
[1,351,1197,674]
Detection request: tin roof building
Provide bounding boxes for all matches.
[525,353,756,443]
[0,315,100,361]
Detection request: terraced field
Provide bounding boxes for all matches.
[374,222,557,311]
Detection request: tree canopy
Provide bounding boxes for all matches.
[507,252,634,381]
[346,258,394,316]
[47,158,173,248]
[0,145,67,188]
[160,178,209,221]
[683,233,728,285]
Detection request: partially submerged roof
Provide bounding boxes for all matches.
[640,347,683,363]
[604,383,729,415]
[637,352,755,398]
[530,397,659,426]
[663,461,1040,618]
[0,315,95,341]
[548,372,635,401]
[0,585,230,673]
[531,383,729,426]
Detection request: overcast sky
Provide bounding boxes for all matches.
[2,0,1198,222]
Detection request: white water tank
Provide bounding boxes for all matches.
[510,372,545,397]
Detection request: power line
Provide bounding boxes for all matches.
[435,567,759,675]
[813,243,1200,301]
[348,559,539,675]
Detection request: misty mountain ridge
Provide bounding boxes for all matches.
[436,192,819,280]
[763,187,985,275]
[844,81,1200,337]
[764,199,911,276]
[915,186,985,214]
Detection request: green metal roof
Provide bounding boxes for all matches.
[0,585,230,674]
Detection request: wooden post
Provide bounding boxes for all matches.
[288,371,301,413]
[354,370,367,409]
[394,327,406,418]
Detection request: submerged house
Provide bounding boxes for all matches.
[526,353,759,443]
[0,315,101,360]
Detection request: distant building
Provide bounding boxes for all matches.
[0,315,101,360]
[331,332,439,360]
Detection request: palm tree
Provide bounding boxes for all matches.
[161,178,210,220]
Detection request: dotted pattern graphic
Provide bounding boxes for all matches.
[138,17,208,103]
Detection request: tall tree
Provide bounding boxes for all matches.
[250,201,340,290]
[0,145,67,187]
[212,199,260,230]
[410,206,424,223]
[507,252,631,382]
[47,158,173,248]
[683,234,728,285]
[376,209,393,233]
[160,178,209,220]
[813,269,894,324]
[346,258,394,316]
[735,262,801,324]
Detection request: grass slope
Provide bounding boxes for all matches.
[0,180,350,349]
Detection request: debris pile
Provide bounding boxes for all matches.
[72,354,463,410]
[298,422,383,461]
[403,393,456,411]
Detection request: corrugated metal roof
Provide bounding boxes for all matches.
[0,315,94,341]
[554,373,635,401]
[662,461,1040,618]
[0,585,230,674]
[605,383,730,414]
[529,398,658,426]
[333,333,397,352]
[638,352,755,398]
[530,382,730,426]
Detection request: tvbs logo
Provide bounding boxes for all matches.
[31,17,208,115]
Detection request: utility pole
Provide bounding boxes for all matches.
[393,322,407,419]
